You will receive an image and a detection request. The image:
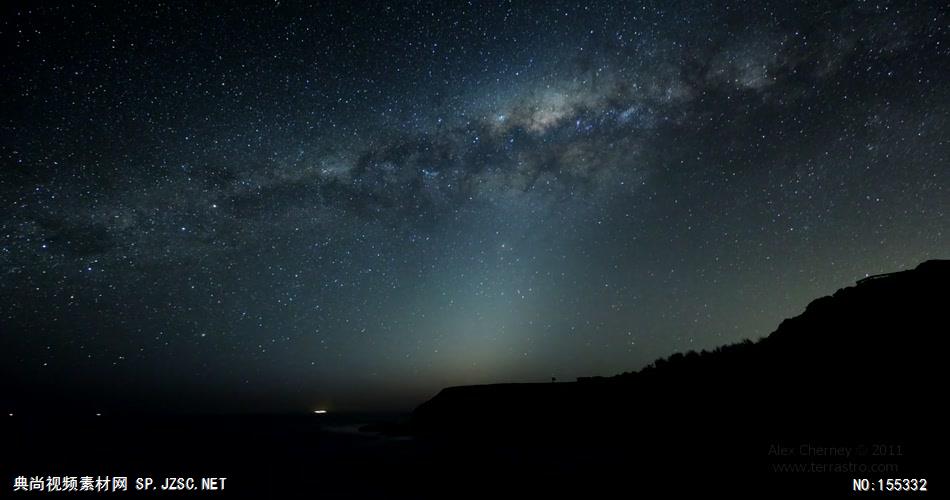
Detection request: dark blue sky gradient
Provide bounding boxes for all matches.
[1,1,947,412]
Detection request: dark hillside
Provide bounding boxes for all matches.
[408,261,945,496]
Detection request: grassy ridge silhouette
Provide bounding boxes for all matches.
[402,261,942,496]
[412,260,945,436]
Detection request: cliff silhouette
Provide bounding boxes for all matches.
[414,260,944,434]
[406,260,944,495]
[3,262,941,498]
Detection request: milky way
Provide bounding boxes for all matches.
[2,1,948,412]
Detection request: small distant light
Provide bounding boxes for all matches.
[313,410,327,414]
[8,413,12,417]
[95,413,102,417]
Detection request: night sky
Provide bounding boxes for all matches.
[2,1,947,413]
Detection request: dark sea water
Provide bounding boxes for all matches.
[2,413,414,497]
[3,412,640,499]
[5,411,928,498]
[3,413,579,499]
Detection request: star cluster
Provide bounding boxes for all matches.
[1,1,947,412]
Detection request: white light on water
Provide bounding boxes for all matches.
[313,410,327,414]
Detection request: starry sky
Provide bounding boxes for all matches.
[1,1,947,413]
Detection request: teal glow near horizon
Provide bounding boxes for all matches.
[2,1,947,413]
